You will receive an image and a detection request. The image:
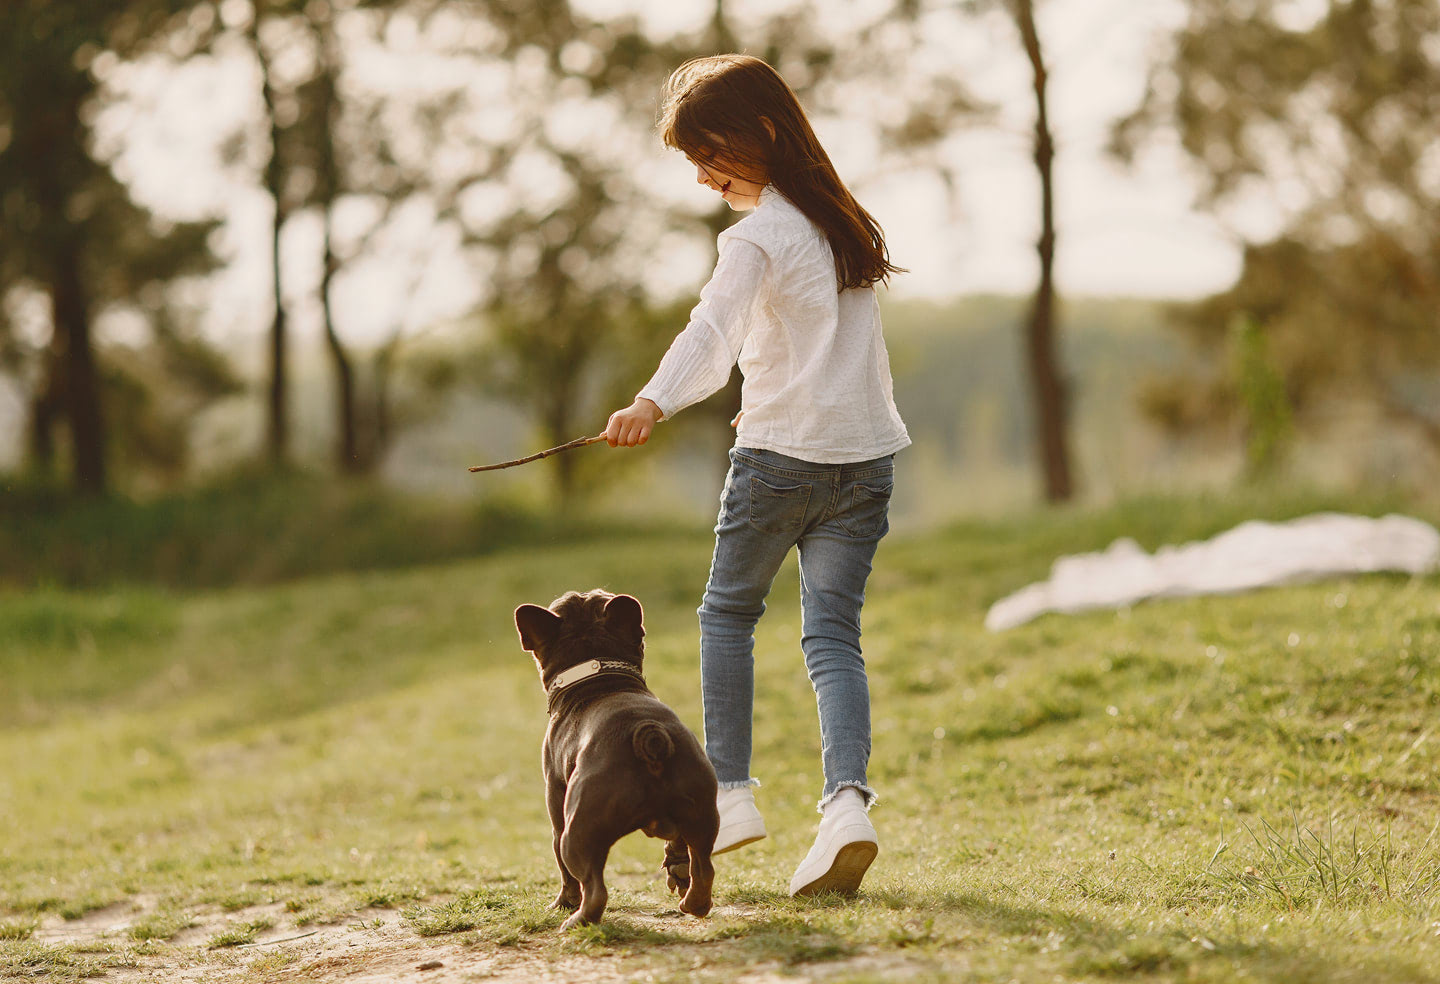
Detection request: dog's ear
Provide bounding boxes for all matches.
[603,593,645,644]
[515,604,562,653]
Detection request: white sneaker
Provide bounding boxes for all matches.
[714,786,767,854]
[788,789,878,896]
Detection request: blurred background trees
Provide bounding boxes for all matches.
[0,0,234,496]
[1114,0,1440,475]
[5,0,987,504]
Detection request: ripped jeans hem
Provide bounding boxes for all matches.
[718,778,761,791]
[817,781,877,814]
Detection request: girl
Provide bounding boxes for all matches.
[604,54,909,897]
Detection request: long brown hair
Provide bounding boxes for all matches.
[658,54,903,291]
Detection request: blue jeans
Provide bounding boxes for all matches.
[699,447,894,812]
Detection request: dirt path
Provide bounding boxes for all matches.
[30,898,947,983]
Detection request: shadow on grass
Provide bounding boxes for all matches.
[371,877,1440,980]
[866,885,1437,981]
[405,885,859,966]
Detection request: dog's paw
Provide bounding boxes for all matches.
[678,893,712,918]
[662,856,690,895]
[549,893,580,911]
[559,911,593,932]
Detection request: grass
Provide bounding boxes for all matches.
[206,918,275,949]
[126,907,194,942]
[0,919,36,941]
[1,485,1438,982]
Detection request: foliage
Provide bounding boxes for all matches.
[69,0,986,499]
[0,1,235,492]
[383,0,986,503]
[0,469,688,590]
[1114,0,1440,458]
[3,0,995,500]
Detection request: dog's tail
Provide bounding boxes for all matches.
[632,721,675,778]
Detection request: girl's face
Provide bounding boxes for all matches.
[687,141,766,210]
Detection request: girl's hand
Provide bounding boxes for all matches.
[605,398,663,447]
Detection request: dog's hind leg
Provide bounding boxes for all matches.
[558,824,613,929]
[676,817,717,918]
[546,778,581,911]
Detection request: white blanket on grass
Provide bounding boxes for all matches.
[984,512,1440,631]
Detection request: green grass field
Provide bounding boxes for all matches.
[2,490,1438,982]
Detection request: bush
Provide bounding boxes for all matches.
[0,470,673,590]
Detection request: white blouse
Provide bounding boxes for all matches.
[637,187,910,464]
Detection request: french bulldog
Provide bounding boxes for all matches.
[515,589,718,928]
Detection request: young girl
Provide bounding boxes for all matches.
[604,54,909,897]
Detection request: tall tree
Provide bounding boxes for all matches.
[0,0,220,494]
[306,8,361,472]
[959,0,1073,501]
[1008,0,1071,502]
[1113,0,1440,461]
[248,0,295,468]
[243,0,457,476]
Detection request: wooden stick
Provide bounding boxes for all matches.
[238,930,319,947]
[468,433,608,473]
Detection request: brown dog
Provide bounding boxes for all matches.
[514,589,718,929]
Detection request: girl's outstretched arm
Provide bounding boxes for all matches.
[603,236,769,449]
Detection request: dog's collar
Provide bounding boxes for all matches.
[546,659,644,697]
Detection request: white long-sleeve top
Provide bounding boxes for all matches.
[637,186,911,464]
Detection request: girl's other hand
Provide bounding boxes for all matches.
[605,398,663,447]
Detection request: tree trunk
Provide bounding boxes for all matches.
[251,6,290,467]
[51,235,106,496]
[313,20,360,474]
[711,0,738,50]
[30,82,107,495]
[546,390,580,507]
[320,213,359,474]
[1013,0,1073,503]
[26,356,61,479]
[364,334,402,474]
[265,192,290,467]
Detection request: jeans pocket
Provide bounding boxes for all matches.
[837,482,892,537]
[748,476,811,537]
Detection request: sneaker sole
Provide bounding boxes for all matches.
[713,817,767,855]
[791,840,878,896]
[713,833,765,856]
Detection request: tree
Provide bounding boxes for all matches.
[1007,0,1071,502]
[235,0,420,475]
[0,0,225,494]
[150,0,983,499]
[305,6,361,473]
[1113,0,1440,461]
[953,0,1074,502]
[248,0,295,468]
[474,158,681,503]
